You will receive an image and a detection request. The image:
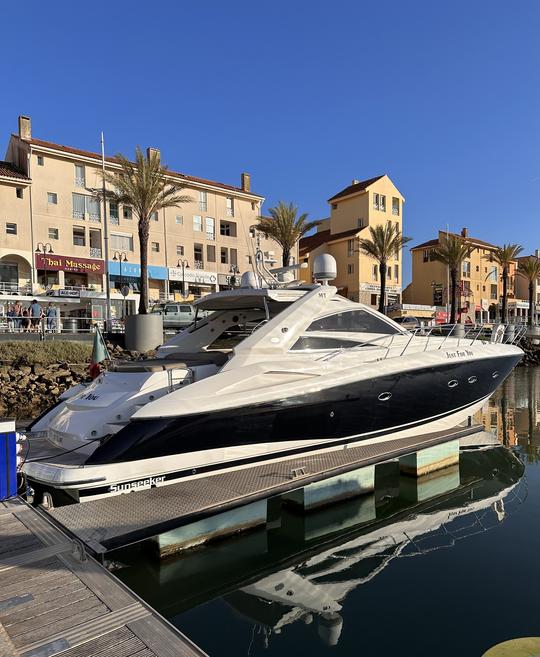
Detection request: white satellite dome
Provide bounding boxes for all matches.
[313,253,337,283]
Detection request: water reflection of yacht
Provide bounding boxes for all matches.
[116,445,525,651]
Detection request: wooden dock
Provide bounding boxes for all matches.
[0,497,207,657]
[45,425,480,554]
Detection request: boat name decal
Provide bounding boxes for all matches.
[445,349,473,360]
[82,393,100,401]
[109,476,165,493]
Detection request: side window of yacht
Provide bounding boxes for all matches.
[306,310,400,334]
[290,336,366,351]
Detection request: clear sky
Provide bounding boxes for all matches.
[2,0,539,283]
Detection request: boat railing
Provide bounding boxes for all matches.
[318,322,526,363]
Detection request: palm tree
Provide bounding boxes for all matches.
[102,147,191,314]
[517,256,540,327]
[431,235,473,324]
[488,244,523,323]
[258,201,320,267]
[357,223,411,314]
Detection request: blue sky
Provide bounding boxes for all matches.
[2,0,539,283]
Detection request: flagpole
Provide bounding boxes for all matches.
[446,223,450,321]
[101,132,112,332]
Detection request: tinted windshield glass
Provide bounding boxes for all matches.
[307,310,400,334]
[290,336,366,350]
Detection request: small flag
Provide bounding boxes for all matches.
[90,325,110,379]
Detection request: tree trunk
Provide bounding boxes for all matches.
[529,280,534,327]
[450,268,458,324]
[501,268,508,323]
[138,217,149,315]
[378,262,386,314]
[282,247,290,268]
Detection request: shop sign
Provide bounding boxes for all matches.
[57,289,80,298]
[168,267,218,285]
[107,262,167,280]
[359,283,402,293]
[36,253,104,275]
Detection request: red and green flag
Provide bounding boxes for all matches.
[89,325,110,379]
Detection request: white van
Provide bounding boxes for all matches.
[151,302,209,329]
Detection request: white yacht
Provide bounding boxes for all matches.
[22,255,524,502]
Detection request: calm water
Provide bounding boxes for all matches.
[116,367,540,657]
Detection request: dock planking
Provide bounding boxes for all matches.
[0,498,207,657]
[46,424,481,553]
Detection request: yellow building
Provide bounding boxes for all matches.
[404,228,524,323]
[299,175,405,306]
[0,115,281,319]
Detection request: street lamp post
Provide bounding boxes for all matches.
[35,242,54,292]
[177,259,189,299]
[113,251,128,319]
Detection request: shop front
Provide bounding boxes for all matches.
[358,283,402,309]
[168,267,218,299]
[108,261,167,301]
[35,253,104,293]
[218,273,241,290]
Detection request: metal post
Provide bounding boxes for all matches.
[101,132,112,333]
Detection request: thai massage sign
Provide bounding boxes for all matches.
[35,253,105,275]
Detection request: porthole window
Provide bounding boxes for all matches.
[378,392,392,401]
[492,371,500,379]
[448,380,459,388]
[468,376,477,384]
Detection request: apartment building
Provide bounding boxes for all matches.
[515,252,540,323]
[299,175,405,306]
[404,228,525,322]
[0,115,280,319]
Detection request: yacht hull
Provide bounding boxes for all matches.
[23,352,520,502]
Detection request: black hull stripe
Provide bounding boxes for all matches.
[86,354,521,466]
[76,396,486,498]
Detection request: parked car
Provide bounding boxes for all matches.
[392,315,421,330]
[151,302,210,329]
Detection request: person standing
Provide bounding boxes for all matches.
[12,301,22,332]
[29,299,42,332]
[45,302,57,332]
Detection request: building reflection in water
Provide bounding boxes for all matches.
[476,367,540,459]
[117,433,526,652]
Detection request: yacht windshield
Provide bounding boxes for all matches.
[306,309,400,334]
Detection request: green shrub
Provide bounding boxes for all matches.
[0,341,92,365]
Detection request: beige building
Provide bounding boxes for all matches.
[299,175,405,306]
[0,115,280,320]
[404,228,526,323]
[515,252,540,323]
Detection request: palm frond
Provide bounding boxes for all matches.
[101,146,193,313]
[258,201,319,265]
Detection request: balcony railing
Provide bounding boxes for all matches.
[206,232,215,241]
[110,215,120,225]
[90,247,102,258]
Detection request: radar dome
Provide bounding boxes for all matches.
[313,253,337,282]
[240,271,258,288]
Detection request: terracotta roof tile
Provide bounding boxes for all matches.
[299,226,363,256]
[26,137,261,197]
[328,175,385,202]
[411,232,499,251]
[0,161,30,181]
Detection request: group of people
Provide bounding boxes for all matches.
[6,300,58,333]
